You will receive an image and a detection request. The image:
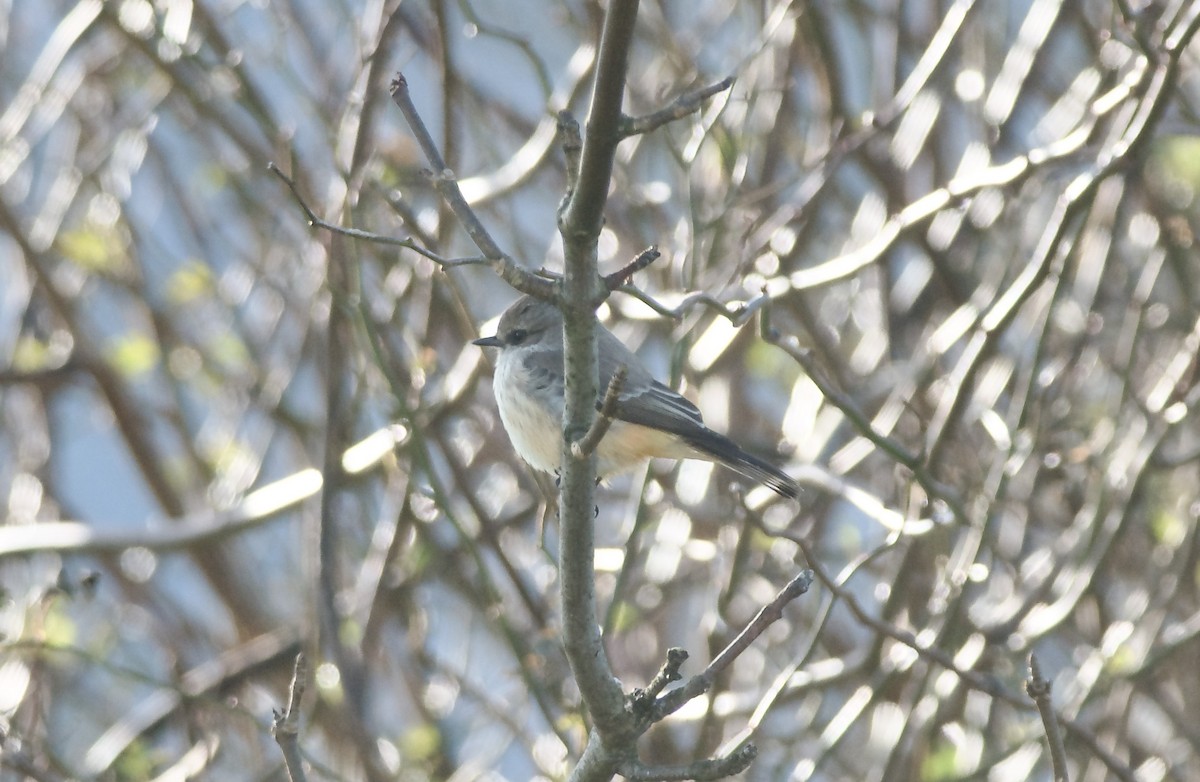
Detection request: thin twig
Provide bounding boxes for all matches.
[618,285,770,325]
[1027,654,1070,782]
[785,529,1014,697]
[761,321,967,525]
[272,652,309,782]
[617,743,758,781]
[619,77,734,137]
[387,75,501,258]
[652,570,814,722]
[774,528,1135,780]
[773,47,1160,295]
[919,11,1200,469]
[629,647,688,712]
[571,365,627,459]
[388,73,553,299]
[268,163,488,269]
[524,268,765,327]
[604,246,660,290]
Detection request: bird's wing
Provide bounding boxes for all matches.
[593,327,708,436]
[582,325,799,497]
[521,322,708,436]
[514,328,695,431]
[612,379,708,437]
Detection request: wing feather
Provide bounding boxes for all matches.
[614,381,706,436]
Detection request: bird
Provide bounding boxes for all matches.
[473,295,799,499]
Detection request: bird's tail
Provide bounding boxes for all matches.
[683,431,799,499]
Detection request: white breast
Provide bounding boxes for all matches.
[492,351,564,474]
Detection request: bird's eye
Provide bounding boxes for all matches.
[507,328,528,345]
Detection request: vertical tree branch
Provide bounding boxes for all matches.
[557,0,642,771]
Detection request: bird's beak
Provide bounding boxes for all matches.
[473,335,503,348]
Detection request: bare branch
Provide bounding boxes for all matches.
[617,286,771,326]
[604,246,659,290]
[630,647,688,707]
[272,653,309,782]
[777,529,1138,780]
[923,18,1200,469]
[79,631,302,775]
[268,162,488,269]
[776,58,1152,293]
[619,76,734,137]
[617,743,758,781]
[760,321,968,525]
[388,73,554,299]
[652,570,813,722]
[1027,654,1070,782]
[557,1,642,766]
[534,244,660,292]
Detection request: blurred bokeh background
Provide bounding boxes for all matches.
[3,0,1200,779]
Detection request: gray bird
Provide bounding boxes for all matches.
[474,295,798,498]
